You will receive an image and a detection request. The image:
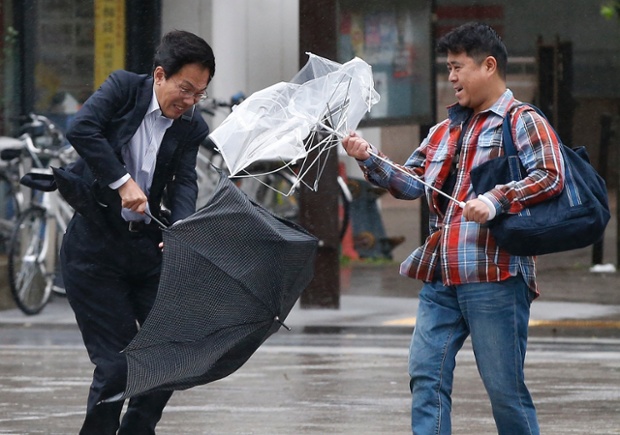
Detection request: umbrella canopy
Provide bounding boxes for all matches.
[110,168,318,400]
[209,53,379,194]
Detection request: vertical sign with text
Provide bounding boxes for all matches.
[94,0,125,89]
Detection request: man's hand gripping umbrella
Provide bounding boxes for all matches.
[338,129,466,209]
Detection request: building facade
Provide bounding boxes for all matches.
[1,0,619,175]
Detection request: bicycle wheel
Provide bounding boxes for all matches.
[240,172,350,241]
[8,206,53,315]
[0,172,20,253]
[239,173,299,221]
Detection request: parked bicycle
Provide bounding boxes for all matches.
[7,114,76,315]
[0,114,64,251]
[0,137,26,251]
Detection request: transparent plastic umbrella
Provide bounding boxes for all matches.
[209,52,464,208]
[209,52,380,195]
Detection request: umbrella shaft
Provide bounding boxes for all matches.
[367,150,466,208]
[275,316,292,331]
[144,210,169,229]
[321,122,465,208]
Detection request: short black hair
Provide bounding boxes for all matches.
[153,30,216,80]
[437,22,507,79]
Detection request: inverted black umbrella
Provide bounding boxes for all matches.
[106,168,318,401]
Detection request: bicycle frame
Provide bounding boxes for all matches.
[7,114,77,314]
[28,172,73,281]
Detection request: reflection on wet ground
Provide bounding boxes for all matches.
[1,331,620,434]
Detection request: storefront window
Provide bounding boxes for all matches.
[338,0,433,125]
[33,0,95,133]
[28,0,126,133]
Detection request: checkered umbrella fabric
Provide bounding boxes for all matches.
[111,168,318,400]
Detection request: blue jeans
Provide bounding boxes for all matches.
[409,275,539,435]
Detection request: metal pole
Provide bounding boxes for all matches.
[299,143,341,309]
[592,114,612,265]
[298,0,339,309]
[125,0,162,74]
[14,0,37,117]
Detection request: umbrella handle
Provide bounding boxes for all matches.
[275,316,291,331]
[144,210,169,229]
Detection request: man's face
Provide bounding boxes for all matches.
[154,63,211,119]
[446,51,493,114]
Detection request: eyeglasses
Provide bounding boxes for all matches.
[172,78,208,102]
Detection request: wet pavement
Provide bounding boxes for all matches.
[0,198,619,434]
[1,325,620,434]
[2,270,620,435]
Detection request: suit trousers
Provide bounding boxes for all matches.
[60,213,172,435]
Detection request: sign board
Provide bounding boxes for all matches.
[338,0,433,125]
[94,0,125,89]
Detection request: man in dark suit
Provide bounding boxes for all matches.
[59,30,215,434]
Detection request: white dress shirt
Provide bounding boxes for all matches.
[110,89,173,222]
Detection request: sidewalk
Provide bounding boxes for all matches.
[1,197,618,337]
[1,261,619,339]
[0,202,618,435]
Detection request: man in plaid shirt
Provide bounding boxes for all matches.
[342,22,564,434]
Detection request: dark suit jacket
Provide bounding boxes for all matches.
[65,70,209,225]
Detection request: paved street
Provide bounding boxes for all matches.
[1,325,620,435]
[0,197,618,434]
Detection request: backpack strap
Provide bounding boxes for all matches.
[502,103,536,181]
[502,103,566,185]
[503,103,551,157]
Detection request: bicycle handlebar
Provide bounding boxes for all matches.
[20,114,75,166]
[22,133,74,164]
[20,114,65,147]
[197,92,246,116]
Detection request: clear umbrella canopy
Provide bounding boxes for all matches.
[209,53,380,194]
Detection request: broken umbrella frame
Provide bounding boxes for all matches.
[104,168,319,401]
